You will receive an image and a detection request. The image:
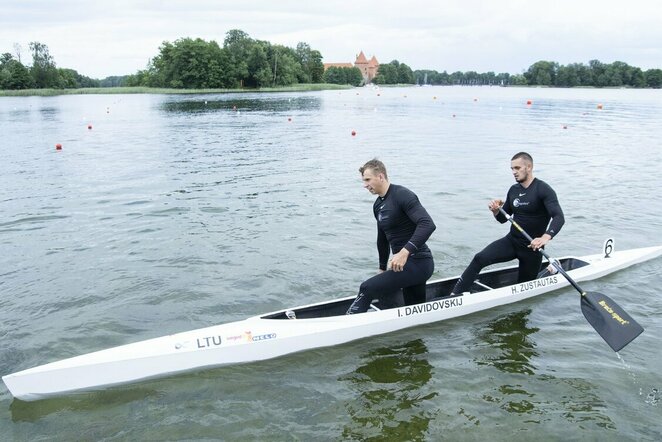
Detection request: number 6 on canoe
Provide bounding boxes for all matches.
[498,206,643,352]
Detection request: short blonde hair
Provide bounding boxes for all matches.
[359,158,388,180]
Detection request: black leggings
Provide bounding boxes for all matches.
[347,257,434,314]
[452,235,542,294]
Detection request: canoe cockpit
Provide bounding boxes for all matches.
[261,257,589,320]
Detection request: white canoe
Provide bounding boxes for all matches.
[3,242,662,401]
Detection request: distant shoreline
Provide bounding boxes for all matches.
[2,83,657,97]
[0,84,352,97]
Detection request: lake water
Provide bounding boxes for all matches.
[1,86,661,440]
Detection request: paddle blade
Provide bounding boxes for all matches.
[580,292,644,352]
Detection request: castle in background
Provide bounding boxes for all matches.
[323,51,379,84]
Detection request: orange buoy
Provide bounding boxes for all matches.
[597,104,603,110]
[55,143,62,150]
[351,130,356,136]
[526,100,533,105]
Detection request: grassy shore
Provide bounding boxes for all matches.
[0,83,353,97]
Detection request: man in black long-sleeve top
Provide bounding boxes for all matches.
[451,152,565,295]
[347,159,436,314]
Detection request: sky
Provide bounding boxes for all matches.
[1,0,661,79]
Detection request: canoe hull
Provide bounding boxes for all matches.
[3,244,661,401]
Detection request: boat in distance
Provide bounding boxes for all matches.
[3,242,661,401]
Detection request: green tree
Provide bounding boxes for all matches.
[124,69,149,87]
[449,71,463,84]
[269,45,302,86]
[524,60,558,86]
[373,61,399,84]
[322,66,361,86]
[510,74,528,85]
[588,59,608,87]
[308,50,324,83]
[57,68,77,88]
[148,38,231,88]
[322,66,345,84]
[246,42,272,87]
[645,69,662,88]
[497,72,511,86]
[29,41,59,88]
[556,65,580,87]
[397,62,415,84]
[294,43,324,83]
[223,29,252,87]
[464,71,479,85]
[295,42,312,83]
[0,53,33,89]
[346,67,363,86]
[629,67,645,88]
[99,75,128,87]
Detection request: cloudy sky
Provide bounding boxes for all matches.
[2,0,660,79]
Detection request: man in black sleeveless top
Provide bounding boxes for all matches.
[451,152,565,295]
[347,159,436,314]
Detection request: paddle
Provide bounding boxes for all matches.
[498,207,643,352]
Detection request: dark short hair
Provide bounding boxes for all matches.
[511,152,533,164]
[359,158,388,180]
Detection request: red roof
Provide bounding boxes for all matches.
[355,51,368,64]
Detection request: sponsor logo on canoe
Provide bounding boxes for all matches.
[196,335,222,349]
[598,299,630,325]
[511,275,559,294]
[252,333,277,341]
[224,331,277,343]
[397,297,463,317]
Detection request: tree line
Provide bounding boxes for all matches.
[317,59,418,86]
[123,30,324,89]
[1,42,99,89]
[413,60,662,88]
[2,32,661,90]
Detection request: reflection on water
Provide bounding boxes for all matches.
[476,310,615,429]
[475,309,539,375]
[160,94,322,114]
[340,339,437,441]
[38,106,60,120]
[9,387,160,423]
[474,309,540,416]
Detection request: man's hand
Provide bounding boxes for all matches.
[488,199,504,215]
[530,234,552,251]
[389,248,410,272]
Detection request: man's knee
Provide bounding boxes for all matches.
[472,252,490,268]
[359,275,386,297]
[359,280,374,297]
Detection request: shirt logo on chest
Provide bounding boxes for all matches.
[513,198,530,208]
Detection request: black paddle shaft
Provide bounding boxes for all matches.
[497,207,583,294]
